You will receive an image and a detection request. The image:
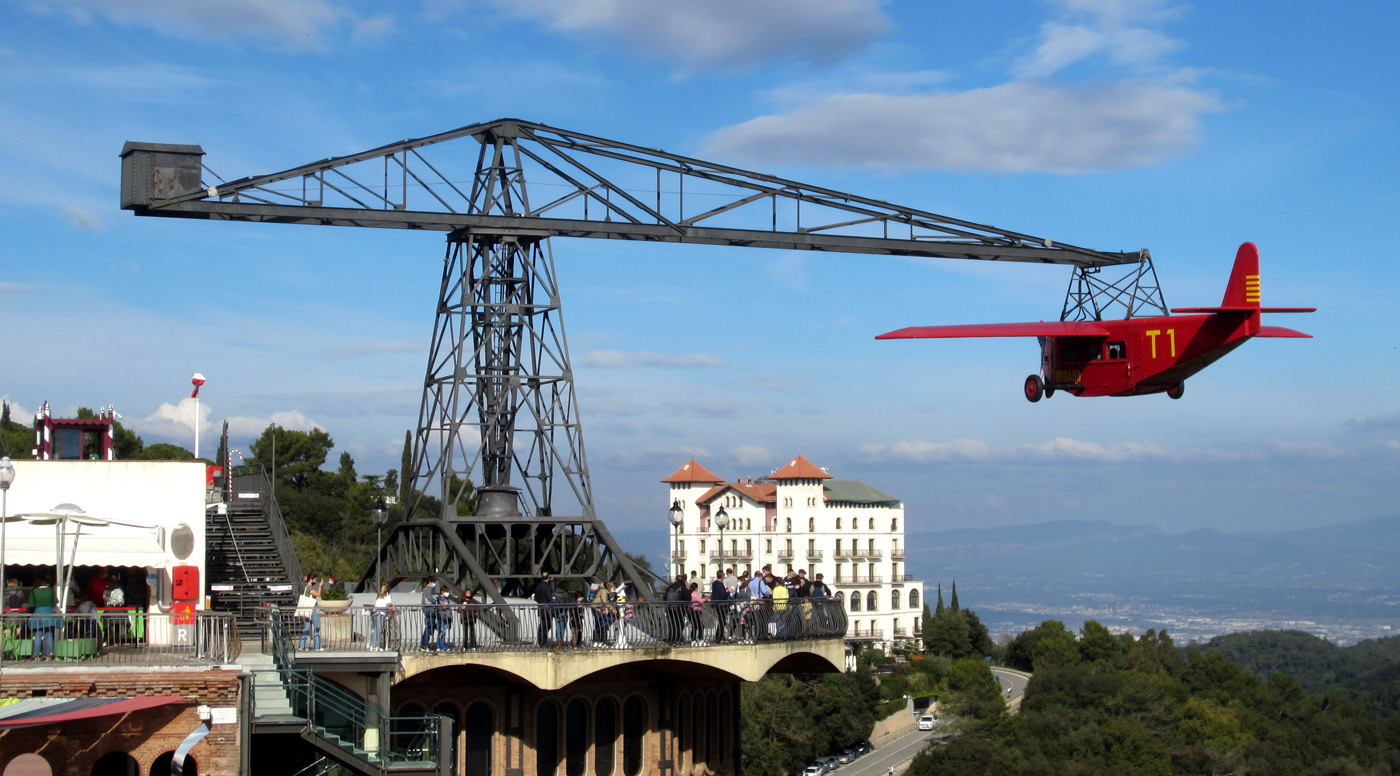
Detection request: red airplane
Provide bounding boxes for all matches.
[877,242,1315,401]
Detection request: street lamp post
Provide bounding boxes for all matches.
[669,499,684,578]
[371,496,389,595]
[714,505,729,570]
[0,457,15,614]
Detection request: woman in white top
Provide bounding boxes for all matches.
[371,583,393,651]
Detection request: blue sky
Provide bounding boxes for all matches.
[2,0,1397,544]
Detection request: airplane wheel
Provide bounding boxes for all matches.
[1024,374,1044,403]
[1167,383,1185,400]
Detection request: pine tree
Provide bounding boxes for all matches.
[950,580,960,612]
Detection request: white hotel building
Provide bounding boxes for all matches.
[663,455,923,653]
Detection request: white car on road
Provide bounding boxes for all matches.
[917,713,937,730]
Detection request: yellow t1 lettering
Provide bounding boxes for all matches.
[1146,330,1160,358]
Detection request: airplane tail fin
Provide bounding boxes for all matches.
[1221,241,1261,308]
[1170,242,1316,315]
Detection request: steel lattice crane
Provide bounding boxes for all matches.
[120,118,1155,601]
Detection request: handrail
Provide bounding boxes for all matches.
[230,467,303,589]
[262,605,441,770]
[1,611,239,666]
[271,598,848,653]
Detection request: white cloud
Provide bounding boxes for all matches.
[703,0,1219,174]
[0,283,36,294]
[706,80,1220,173]
[37,0,345,51]
[580,350,728,369]
[490,0,890,71]
[858,438,992,462]
[352,15,395,44]
[64,205,102,231]
[132,397,214,444]
[223,409,325,440]
[1016,0,1186,78]
[1017,436,1165,462]
[730,445,773,467]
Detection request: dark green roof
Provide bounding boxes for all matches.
[823,480,900,506]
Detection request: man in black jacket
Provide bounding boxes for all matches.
[533,572,556,647]
[710,570,730,642]
[664,575,688,644]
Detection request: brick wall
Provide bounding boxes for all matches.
[0,668,243,775]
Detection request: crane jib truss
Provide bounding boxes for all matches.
[119,118,1162,601]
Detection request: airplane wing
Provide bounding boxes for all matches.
[876,321,1111,340]
[1256,325,1312,338]
[1172,306,1317,314]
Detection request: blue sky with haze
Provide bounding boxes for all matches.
[2,0,1396,542]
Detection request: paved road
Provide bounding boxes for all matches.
[839,729,936,776]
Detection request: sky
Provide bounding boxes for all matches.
[2,0,1397,551]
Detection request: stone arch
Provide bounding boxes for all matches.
[90,752,140,776]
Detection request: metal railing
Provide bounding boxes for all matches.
[1,611,239,666]
[891,548,906,559]
[261,607,444,771]
[274,598,849,653]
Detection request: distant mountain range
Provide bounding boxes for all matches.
[610,515,1400,643]
[903,515,1400,643]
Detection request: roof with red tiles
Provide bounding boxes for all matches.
[768,454,831,480]
[697,482,776,505]
[661,459,725,484]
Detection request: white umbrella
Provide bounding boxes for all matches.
[15,505,157,612]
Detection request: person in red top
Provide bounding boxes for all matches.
[85,567,111,609]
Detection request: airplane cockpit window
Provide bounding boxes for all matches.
[1107,341,1126,360]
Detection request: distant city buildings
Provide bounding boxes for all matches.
[663,455,923,654]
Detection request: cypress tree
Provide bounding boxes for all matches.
[950,580,960,612]
[399,430,412,507]
[936,582,945,614]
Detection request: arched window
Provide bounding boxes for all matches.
[465,702,494,776]
[868,517,875,530]
[92,753,142,776]
[434,702,460,776]
[836,517,842,530]
[891,590,901,610]
[623,696,646,776]
[867,591,878,611]
[808,517,815,532]
[397,702,431,772]
[595,698,617,776]
[850,592,861,612]
[785,518,792,532]
[891,518,898,531]
[909,589,920,609]
[566,699,588,776]
[537,702,561,776]
[7,754,52,776]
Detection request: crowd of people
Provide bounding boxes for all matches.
[317,564,837,654]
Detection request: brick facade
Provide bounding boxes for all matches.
[0,668,243,775]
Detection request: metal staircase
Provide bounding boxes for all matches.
[206,469,303,640]
[248,610,448,775]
